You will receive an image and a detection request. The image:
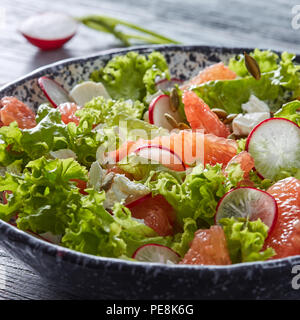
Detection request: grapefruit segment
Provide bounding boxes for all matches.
[179,225,231,265]
[181,62,236,90]
[182,90,230,138]
[0,96,36,129]
[225,151,255,178]
[127,194,176,236]
[265,177,300,259]
[58,102,81,125]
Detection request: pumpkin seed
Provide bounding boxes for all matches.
[178,122,191,130]
[224,113,238,124]
[164,113,179,128]
[211,108,228,120]
[170,88,180,112]
[227,133,237,140]
[244,52,261,80]
[101,172,115,191]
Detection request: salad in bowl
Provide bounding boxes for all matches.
[0,48,299,267]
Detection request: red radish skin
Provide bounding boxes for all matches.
[132,243,180,264]
[215,187,278,237]
[21,33,76,51]
[245,117,300,180]
[245,117,300,151]
[38,76,72,108]
[148,95,166,125]
[148,94,183,130]
[134,144,186,171]
[19,12,78,51]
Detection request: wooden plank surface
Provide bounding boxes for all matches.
[0,0,299,300]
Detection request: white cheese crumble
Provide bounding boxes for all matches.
[241,95,270,113]
[232,112,270,136]
[103,174,150,209]
[88,161,106,191]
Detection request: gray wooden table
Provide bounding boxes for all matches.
[0,0,299,300]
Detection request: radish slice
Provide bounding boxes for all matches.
[134,144,186,171]
[245,118,300,180]
[132,244,180,264]
[148,94,183,130]
[19,12,78,50]
[215,187,278,234]
[70,81,111,106]
[38,76,73,108]
[155,78,183,91]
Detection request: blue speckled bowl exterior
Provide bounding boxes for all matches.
[0,45,299,300]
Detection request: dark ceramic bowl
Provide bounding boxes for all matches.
[0,45,299,300]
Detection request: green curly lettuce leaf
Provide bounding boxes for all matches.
[0,157,87,234]
[171,218,197,257]
[274,100,300,126]
[62,197,173,258]
[228,49,279,77]
[90,51,169,102]
[0,104,107,168]
[21,104,70,159]
[81,96,146,123]
[0,157,171,258]
[147,164,230,226]
[113,202,173,257]
[61,190,127,257]
[0,122,26,167]
[193,73,282,114]
[220,217,275,263]
[36,103,105,166]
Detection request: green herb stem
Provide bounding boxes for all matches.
[77,15,180,46]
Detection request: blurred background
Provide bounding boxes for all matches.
[0,0,299,85]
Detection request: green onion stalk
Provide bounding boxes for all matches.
[77,15,181,46]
